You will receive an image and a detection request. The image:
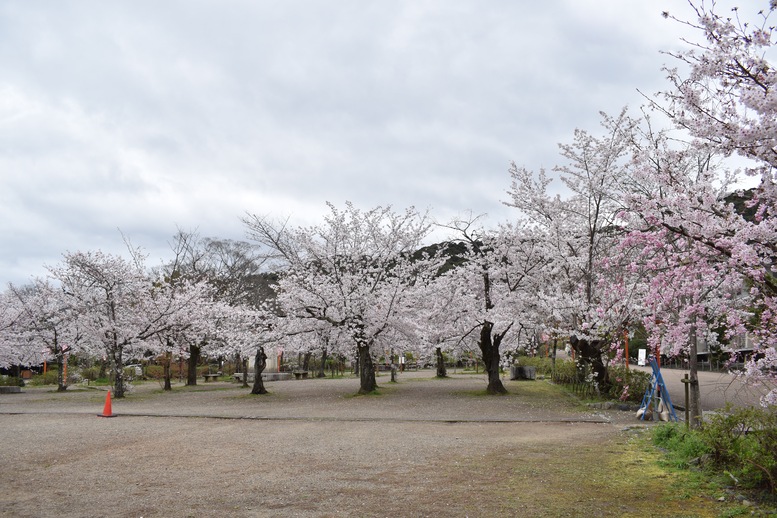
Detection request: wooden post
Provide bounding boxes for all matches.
[681,374,691,429]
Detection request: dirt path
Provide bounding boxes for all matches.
[0,372,737,517]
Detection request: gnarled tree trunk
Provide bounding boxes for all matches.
[317,348,328,378]
[480,322,507,395]
[357,344,377,394]
[112,343,127,399]
[251,346,268,395]
[435,347,447,378]
[163,350,173,391]
[56,346,68,392]
[187,343,201,386]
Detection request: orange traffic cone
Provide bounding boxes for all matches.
[98,390,114,418]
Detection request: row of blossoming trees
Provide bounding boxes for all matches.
[0,234,275,398]
[1,3,776,414]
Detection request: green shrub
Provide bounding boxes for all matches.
[80,367,100,381]
[549,358,578,384]
[145,365,164,379]
[123,366,139,380]
[606,365,651,403]
[516,356,584,381]
[28,370,59,386]
[0,376,24,387]
[145,363,189,379]
[701,406,777,493]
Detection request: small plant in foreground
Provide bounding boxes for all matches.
[652,423,711,469]
[702,406,777,494]
[653,406,777,497]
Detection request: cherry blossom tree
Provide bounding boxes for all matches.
[151,279,221,391]
[505,110,636,391]
[658,3,777,176]
[0,287,45,372]
[48,249,211,398]
[158,230,272,386]
[439,216,550,394]
[5,279,83,391]
[209,304,273,394]
[628,1,777,407]
[243,202,438,394]
[608,110,756,423]
[401,256,474,378]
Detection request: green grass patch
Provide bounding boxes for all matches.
[484,429,755,517]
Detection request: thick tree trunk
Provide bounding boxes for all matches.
[480,322,507,395]
[357,345,377,394]
[551,337,558,380]
[302,352,311,372]
[251,346,269,395]
[113,344,126,399]
[317,348,328,378]
[56,349,67,392]
[163,351,172,391]
[187,344,200,386]
[436,347,447,378]
[688,326,703,429]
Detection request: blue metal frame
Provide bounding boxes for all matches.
[638,356,679,422]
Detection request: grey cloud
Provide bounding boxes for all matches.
[0,0,716,286]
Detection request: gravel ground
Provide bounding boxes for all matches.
[0,371,643,517]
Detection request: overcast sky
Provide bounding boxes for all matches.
[0,0,755,287]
